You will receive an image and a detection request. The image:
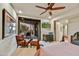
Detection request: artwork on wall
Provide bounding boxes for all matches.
[42,22,51,29]
[2,9,16,39]
[19,22,30,33]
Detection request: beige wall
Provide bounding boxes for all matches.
[0,3,18,55]
[68,17,79,35]
[55,16,79,41]
[50,19,54,32]
[41,19,54,40]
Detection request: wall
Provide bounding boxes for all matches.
[0,3,18,55]
[68,17,79,35]
[37,22,41,40]
[55,16,79,41]
[50,19,54,33]
[41,19,54,40]
[63,25,68,35]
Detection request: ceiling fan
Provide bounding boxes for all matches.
[36,3,65,16]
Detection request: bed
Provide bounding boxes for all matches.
[35,42,79,56]
[71,39,79,46]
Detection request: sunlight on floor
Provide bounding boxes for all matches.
[12,47,36,56]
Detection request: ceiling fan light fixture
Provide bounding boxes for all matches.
[48,9,52,12]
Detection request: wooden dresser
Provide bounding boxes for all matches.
[43,34,53,42]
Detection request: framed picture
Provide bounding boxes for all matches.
[42,22,51,29]
[19,22,29,33]
[2,9,16,39]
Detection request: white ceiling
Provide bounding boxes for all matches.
[12,3,79,19]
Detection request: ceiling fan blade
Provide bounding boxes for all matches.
[40,10,47,15]
[52,6,65,10]
[36,5,47,9]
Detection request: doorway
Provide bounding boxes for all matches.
[54,21,68,42]
[18,17,41,40]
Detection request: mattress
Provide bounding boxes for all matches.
[35,42,79,56]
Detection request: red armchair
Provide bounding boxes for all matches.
[30,40,40,50]
[16,35,28,47]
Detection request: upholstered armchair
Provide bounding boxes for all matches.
[16,35,28,47]
[30,40,40,50]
